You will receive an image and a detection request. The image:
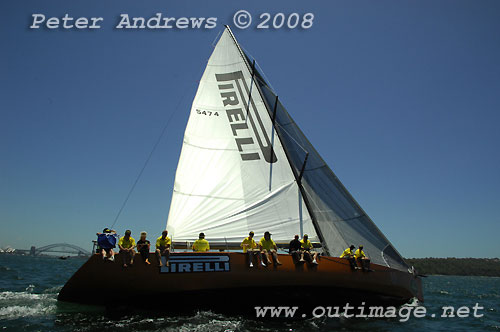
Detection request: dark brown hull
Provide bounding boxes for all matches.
[58,252,423,315]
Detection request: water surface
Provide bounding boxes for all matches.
[0,255,498,331]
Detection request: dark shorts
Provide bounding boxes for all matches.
[100,247,113,254]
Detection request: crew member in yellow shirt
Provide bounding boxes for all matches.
[340,245,356,270]
[259,231,282,266]
[300,234,319,265]
[192,233,210,252]
[155,230,171,267]
[118,229,136,268]
[354,245,371,271]
[241,231,265,268]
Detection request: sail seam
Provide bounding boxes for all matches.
[183,140,247,152]
[223,25,329,253]
[172,190,245,201]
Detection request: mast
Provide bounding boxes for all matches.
[223,25,329,254]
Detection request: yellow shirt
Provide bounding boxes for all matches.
[192,239,210,252]
[119,236,136,249]
[340,248,353,258]
[300,239,313,250]
[259,237,276,251]
[354,248,366,259]
[241,236,257,253]
[156,236,171,249]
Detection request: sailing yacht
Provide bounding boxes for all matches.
[58,26,423,313]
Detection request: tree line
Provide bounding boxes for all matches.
[405,258,500,277]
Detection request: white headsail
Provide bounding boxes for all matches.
[166,28,318,245]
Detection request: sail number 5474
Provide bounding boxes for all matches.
[196,109,219,117]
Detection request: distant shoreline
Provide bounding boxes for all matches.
[2,253,500,277]
[406,258,500,277]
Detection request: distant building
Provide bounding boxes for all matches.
[2,246,16,253]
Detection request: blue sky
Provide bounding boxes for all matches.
[1,0,499,258]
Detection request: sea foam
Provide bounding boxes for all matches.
[0,289,57,320]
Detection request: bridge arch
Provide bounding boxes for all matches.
[34,243,91,256]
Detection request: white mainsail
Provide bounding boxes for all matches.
[166,28,319,244]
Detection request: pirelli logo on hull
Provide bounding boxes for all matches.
[160,255,230,273]
[216,71,277,163]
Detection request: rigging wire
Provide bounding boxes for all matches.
[110,99,182,230]
[109,67,203,230]
[240,45,308,155]
[211,30,223,47]
[240,46,276,92]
